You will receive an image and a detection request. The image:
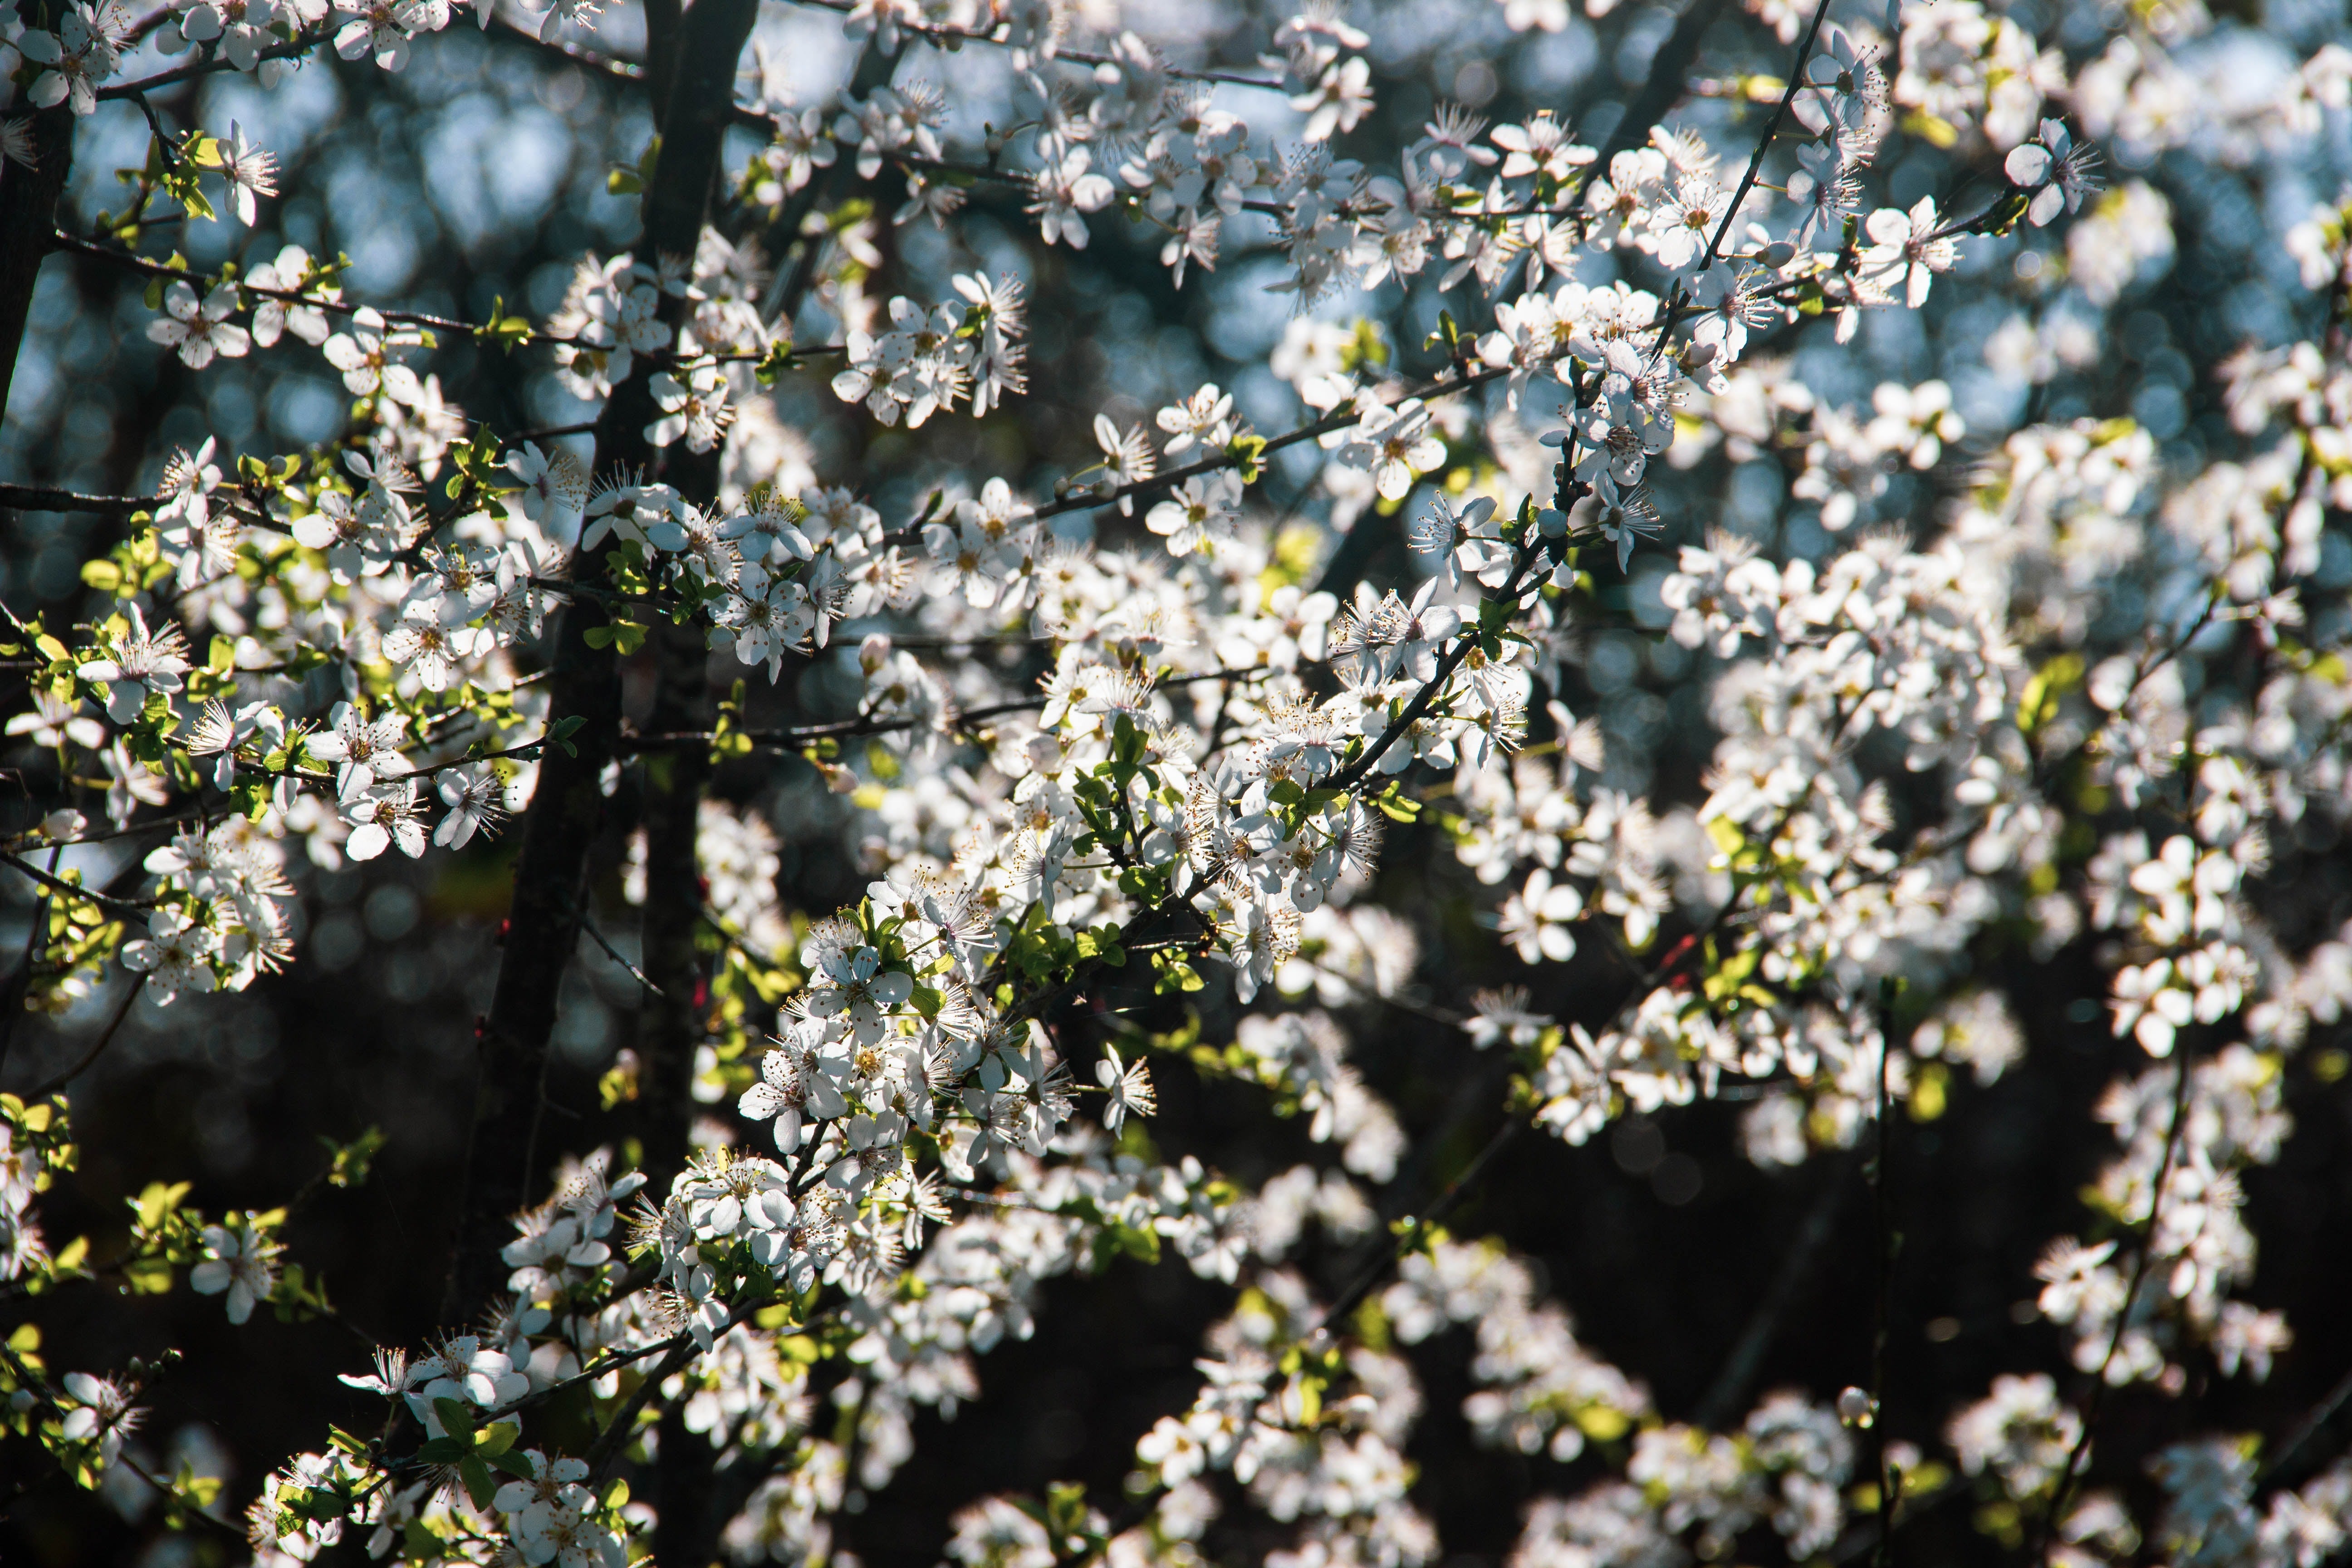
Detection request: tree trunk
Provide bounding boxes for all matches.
[0,103,78,422]
[439,0,763,1323]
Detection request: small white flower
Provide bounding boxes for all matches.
[1096,1044,1156,1132]
[146,279,251,369]
[1861,196,1960,309]
[214,121,279,225]
[75,604,192,723]
[122,909,221,1003]
[346,779,429,861]
[434,766,510,849]
[190,1221,280,1323]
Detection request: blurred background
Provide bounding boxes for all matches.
[6,0,2352,1561]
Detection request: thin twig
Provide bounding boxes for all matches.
[0,484,163,515]
[94,25,332,99]
[1692,1143,1858,1428]
[1306,1115,1524,1340]
[1870,997,1897,1568]
[568,897,667,999]
[778,0,1285,87]
[0,844,60,1077]
[51,229,482,334]
[585,1337,698,1477]
[1699,0,1834,274]
[2257,1361,2352,1489]
[24,982,142,1098]
[0,852,155,915]
[2032,1044,2197,1557]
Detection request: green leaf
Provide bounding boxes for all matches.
[457,1455,498,1512]
[2017,653,2084,738]
[432,1397,477,1441]
[488,1448,537,1480]
[546,714,588,757]
[121,1254,173,1294]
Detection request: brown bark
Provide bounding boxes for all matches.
[0,102,78,423]
[628,480,716,1194]
[438,0,763,1324]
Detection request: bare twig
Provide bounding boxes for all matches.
[0,484,163,515]
[568,897,667,999]
[2032,1044,2197,1557]
[23,982,142,1098]
[1700,0,1834,274]
[1693,1144,1858,1428]
[0,852,155,915]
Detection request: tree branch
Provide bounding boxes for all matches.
[0,483,162,515]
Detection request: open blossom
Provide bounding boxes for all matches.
[1490,110,1592,181]
[833,331,931,426]
[1157,384,1237,453]
[1498,867,1583,961]
[76,604,191,722]
[306,701,410,799]
[323,307,422,399]
[190,1221,281,1323]
[347,779,430,860]
[1096,1044,1156,1131]
[1339,398,1446,500]
[1649,172,1730,270]
[122,909,220,1002]
[9,13,2351,1568]
[214,121,279,225]
[59,1374,141,1466]
[2004,117,2102,227]
[434,766,510,848]
[1413,493,1510,588]
[1861,196,1960,307]
[1146,470,1245,555]
[1292,54,1374,142]
[508,440,588,522]
[246,243,336,346]
[20,3,124,115]
[1029,146,1115,248]
[647,361,736,451]
[147,279,252,369]
[805,946,912,1042]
